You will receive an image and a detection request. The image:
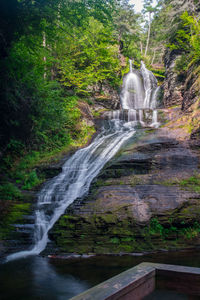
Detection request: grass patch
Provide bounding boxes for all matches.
[155,174,200,193]
[179,175,200,192]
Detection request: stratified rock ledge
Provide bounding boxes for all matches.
[50,122,200,255]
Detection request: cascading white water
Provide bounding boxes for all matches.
[151,86,160,110]
[121,72,144,110]
[128,109,137,123]
[140,61,157,109]
[152,110,158,125]
[6,60,160,262]
[6,119,136,262]
[120,60,160,126]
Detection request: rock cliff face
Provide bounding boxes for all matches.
[163,0,200,111]
[50,113,200,254]
[163,50,184,107]
[163,49,200,111]
[88,82,120,109]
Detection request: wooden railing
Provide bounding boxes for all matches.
[70,262,200,300]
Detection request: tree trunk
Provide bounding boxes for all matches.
[43,32,47,79]
[140,41,143,55]
[151,48,156,65]
[145,12,151,56]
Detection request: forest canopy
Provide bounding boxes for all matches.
[0,0,199,166]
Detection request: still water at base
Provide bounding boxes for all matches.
[1,250,200,300]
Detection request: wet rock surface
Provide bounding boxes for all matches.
[163,51,184,107]
[163,49,200,112]
[0,198,36,258]
[50,125,200,254]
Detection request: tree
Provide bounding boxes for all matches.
[142,0,158,57]
[113,0,143,61]
[0,0,124,153]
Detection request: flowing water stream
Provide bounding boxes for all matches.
[6,61,160,262]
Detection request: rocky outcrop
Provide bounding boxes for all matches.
[182,65,200,111]
[0,198,35,257]
[164,50,200,111]
[163,50,184,107]
[88,82,120,109]
[50,119,200,254]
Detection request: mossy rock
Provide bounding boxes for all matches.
[0,202,32,240]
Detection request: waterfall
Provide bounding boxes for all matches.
[120,60,160,127]
[128,109,137,123]
[151,86,160,110]
[152,110,158,124]
[120,71,144,110]
[6,119,136,262]
[6,60,160,262]
[140,61,157,108]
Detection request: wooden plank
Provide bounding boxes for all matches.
[144,263,200,296]
[70,263,155,300]
[70,262,200,300]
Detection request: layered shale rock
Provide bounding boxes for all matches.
[50,123,200,254]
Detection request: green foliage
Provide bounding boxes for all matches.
[22,170,41,190]
[149,217,164,235]
[181,12,200,64]
[174,54,189,72]
[179,174,200,192]
[1,0,134,158]
[59,17,121,92]
[0,0,144,206]
[114,0,143,62]
[110,237,120,244]
[0,183,22,200]
[0,203,31,239]
[168,11,200,70]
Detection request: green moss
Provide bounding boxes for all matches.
[51,199,200,254]
[179,175,200,192]
[155,174,200,193]
[110,237,120,244]
[101,214,117,224]
[0,202,31,239]
[121,237,135,242]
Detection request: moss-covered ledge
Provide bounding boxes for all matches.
[49,191,200,255]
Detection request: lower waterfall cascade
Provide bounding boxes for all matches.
[6,60,160,262]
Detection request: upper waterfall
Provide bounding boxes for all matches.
[121,60,159,111]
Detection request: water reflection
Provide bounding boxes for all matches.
[1,251,200,300]
[1,256,89,300]
[32,257,89,300]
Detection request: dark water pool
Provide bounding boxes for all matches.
[1,250,200,300]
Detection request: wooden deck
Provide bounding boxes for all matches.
[70,262,200,300]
